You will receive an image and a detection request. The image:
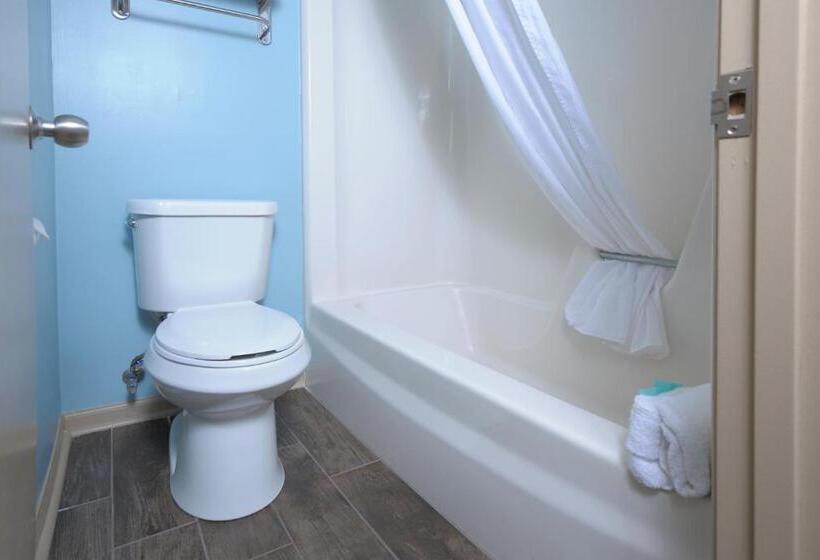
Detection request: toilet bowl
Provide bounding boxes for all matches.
[127,199,309,521]
[143,301,310,521]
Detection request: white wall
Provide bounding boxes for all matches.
[306,0,717,418]
[540,0,717,256]
[332,0,471,295]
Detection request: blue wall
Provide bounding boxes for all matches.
[51,0,303,412]
[29,0,62,494]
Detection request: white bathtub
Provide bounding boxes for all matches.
[306,284,712,560]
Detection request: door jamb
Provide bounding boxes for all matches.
[714,0,756,558]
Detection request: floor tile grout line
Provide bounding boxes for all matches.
[113,520,199,551]
[289,438,400,560]
[329,457,382,479]
[278,395,397,558]
[273,506,300,557]
[195,520,212,560]
[274,414,298,447]
[325,460,401,560]
[195,504,294,560]
[56,494,111,514]
[276,413,297,443]
[57,437,114,511]
[249,539,298,560]
[277,397,380,477]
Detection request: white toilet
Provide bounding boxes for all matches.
[127,199,310,521]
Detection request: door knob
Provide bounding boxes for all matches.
[28,107,89,149]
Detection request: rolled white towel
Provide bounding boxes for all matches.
[626,394,673,491]
[626,383,712,498]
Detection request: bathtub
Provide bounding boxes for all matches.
[306,284,712,560]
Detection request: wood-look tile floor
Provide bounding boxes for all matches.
[50,389,489,560]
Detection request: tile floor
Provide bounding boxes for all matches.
[49,389,488,560]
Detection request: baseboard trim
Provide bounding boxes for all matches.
[35,418,70,560]
[64,396,180,437]
[292,372,306,389]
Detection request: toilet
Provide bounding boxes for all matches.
[127,199,310,521]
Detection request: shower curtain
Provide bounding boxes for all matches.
[445,0,675,358]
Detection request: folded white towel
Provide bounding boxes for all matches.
[626,383,712,498]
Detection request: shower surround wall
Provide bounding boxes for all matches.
[328,0,715,291]
[308,0,717,423]
[51,0,304,412]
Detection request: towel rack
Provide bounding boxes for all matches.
[112,0,272,45]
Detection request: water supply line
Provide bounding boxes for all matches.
[122,353,145,395]
[121,313,166,395]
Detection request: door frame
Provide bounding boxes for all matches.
[715,1,820,558]
[714,1,755,556]
[753,1,820,558]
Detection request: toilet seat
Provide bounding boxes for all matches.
[153,331,306,368]
[145,301,309,395]
[156,301,302,362]
[146,334,310,395]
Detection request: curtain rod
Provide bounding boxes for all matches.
[112,0,272,45]
[598,250,678,269]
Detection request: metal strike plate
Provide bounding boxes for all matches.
[712,68,755,139]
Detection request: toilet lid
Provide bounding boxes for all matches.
[155,301,302,361]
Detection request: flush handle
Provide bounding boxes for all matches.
[28,107,90,149]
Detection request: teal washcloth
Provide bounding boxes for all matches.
[638,379,684,396]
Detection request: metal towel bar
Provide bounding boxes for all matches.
[598,250,678,269]
[112,0,272,45]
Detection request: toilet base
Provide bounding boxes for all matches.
[169,403,284,521]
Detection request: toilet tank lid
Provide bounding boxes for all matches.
[127,199,277,217]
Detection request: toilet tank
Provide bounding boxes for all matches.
[127,199,277,312]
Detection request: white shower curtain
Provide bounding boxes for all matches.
[445,0,675,358]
